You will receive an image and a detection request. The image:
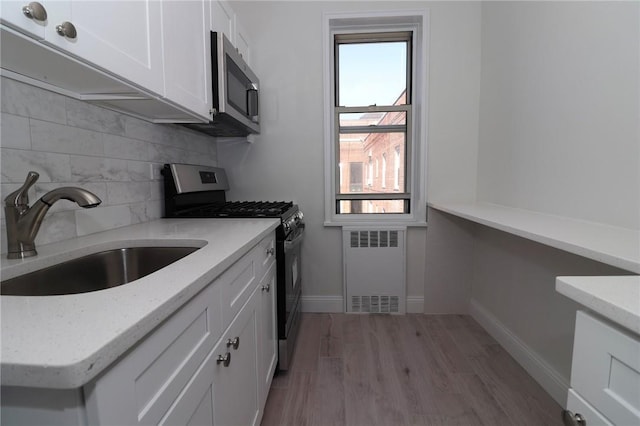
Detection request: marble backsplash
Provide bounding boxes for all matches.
[0,77,218,254]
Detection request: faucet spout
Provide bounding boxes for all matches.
[4,172,102,259]
[40,187,102,208]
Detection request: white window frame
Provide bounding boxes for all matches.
[322,10,429,226]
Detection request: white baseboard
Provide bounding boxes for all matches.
[469,299,569,406]
[301,295,425,314]
[301,296,344,313]
[406,296,424,313]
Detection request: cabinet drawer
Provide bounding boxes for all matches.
[571,311,640,426]
[219,233,275,325]
[85,282,223,425]
[567,389,613,426]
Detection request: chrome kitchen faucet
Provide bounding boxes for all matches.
[4,171,101,259]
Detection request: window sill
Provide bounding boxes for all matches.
[324,217,428,228]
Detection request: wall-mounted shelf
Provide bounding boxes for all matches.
[428,202,640,274]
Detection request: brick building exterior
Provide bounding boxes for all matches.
[338,91,407,213]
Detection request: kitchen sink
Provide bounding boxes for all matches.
[1,246,200,296]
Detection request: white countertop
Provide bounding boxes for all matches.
[0,218,279,389]
[428,201,640,274]
[556,275,640,334]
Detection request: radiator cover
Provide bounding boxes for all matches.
[342,227,406,314]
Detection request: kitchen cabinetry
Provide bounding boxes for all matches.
[257,268,278,404]
[234,19,251,65]
[161,0,212,120]
[1,1,165,96]
[563,311,640,426]
[84,232,277,426]
[1,0,255,124]
[210,0,234,45]
[1,1,47,39]
[210,0,252,66]
[1,231,277,425]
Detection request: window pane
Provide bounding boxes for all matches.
[338,132,406,194]
[339,111,406,128]
[338,200,408,214]
[337,42,407,107]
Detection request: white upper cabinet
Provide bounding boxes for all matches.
[161,0,212,120]
[235,18,251,65]
[210,0,252,66]
[2,1,165,96]
[1,1,47,39]
[210,0,234,44]
[0,0,256,123]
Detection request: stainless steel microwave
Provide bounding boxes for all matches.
[184,32,260,137]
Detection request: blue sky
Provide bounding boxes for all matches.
[338,41,407,107]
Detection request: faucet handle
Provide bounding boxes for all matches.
[5,171,39,208]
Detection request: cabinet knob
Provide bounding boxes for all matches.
[226,337,240,350]
[216,352,231,367]
[562,410,586,426]
[261,283,271,293]
[266,247,275,256]
[22,2,47,22]
[55,21,77,39]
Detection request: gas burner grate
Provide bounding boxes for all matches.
[176,201,294,218]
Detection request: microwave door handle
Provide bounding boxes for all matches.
[247,86,259,122]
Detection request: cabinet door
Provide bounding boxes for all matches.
[234,18,251,66]
[257,265,277,408]
[160,350,216,426]
[571,311,640,426]
[210,0,234,44]
[161,0,212,120]
[41,1,165,96]
[213,288,260,426]
[0,0,47,39]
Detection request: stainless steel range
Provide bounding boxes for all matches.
[162,163,303,371]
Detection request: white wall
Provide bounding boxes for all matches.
[477,1,640,230]
[467,1,640,404]
[0,77,218,253]
[221,1,482,310]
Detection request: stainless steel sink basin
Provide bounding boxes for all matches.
[1,246,199,296]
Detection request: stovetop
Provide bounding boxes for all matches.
[172,201,295,219]
[162,163,301,227]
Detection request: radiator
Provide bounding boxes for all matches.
[342,227,406,314]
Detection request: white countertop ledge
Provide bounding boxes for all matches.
[428,202,640,274]
[0,218,279,389]
[556,275,640,334]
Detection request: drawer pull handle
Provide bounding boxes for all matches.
[266,247,275,256]
[22,2,47,22]
[226,337,240,350]
[562,410,586,426]
[261,283,271,292]
[56,21,77,39]
[216,352,231,367]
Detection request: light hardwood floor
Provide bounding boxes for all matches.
[261,313,563,426]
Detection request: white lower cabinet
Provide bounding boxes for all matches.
[0,232,277,426]
[212,284,261,426]
[161,278,263,426]
[257,268,278,406]
[85,233,276,426]
[564,310,640,426]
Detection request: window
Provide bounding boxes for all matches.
[334,31,411,215]
[323,11,428,224]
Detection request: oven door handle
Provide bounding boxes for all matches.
[284,231,304,252]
